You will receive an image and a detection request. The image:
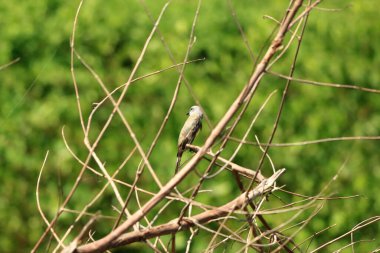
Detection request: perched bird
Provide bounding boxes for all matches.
[175,105,203,173]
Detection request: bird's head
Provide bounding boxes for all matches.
[187,105,203,118]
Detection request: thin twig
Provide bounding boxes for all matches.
[32,2,86,249]
[268,71,380,94]
[229,135,380,147]
[36,152,65,248]
[139,0,213,129]
[310,216,380,253]
[0,57,20,71]
[88,170,284,251]
[78,2,303,252]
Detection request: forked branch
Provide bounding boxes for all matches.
[76,169,285,253]
[70,1,304,252]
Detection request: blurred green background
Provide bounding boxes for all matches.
[1,0,379,252]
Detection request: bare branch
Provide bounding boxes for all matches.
[78,169,284,252]
[0,57,20,71]
[72,2,304,252]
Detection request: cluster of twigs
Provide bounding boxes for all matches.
[31,0,380,252]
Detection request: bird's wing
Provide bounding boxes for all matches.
[188,119,202,144]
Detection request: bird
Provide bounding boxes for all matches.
[175,105,203,173]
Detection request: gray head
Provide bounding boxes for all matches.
[187,105,203,117]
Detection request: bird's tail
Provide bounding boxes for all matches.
[175,144,185,174]
[175,156,181,174]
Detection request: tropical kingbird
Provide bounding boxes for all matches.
[175,105,203,173]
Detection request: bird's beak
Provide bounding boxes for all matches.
[186,112,189,116]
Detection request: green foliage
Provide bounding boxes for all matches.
[0,0,379,252]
